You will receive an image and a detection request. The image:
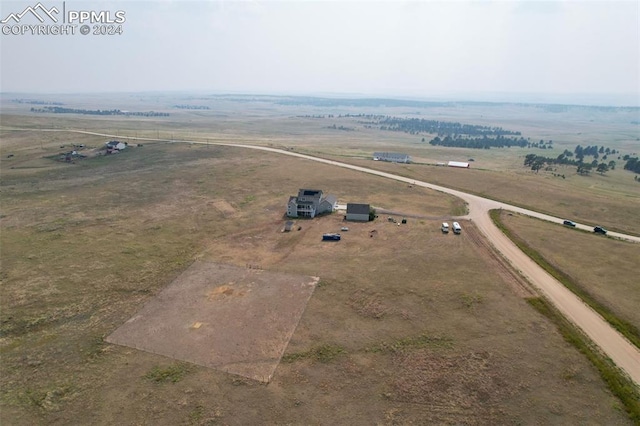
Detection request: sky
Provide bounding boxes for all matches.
[0,0,639,105]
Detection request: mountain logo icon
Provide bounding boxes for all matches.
[1,3,59,24]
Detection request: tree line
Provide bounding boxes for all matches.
[364,117,521,136]
[522,144,639,176]
[172,105,210,110]
[429,135,528,149]
[12,99,63,105]
[30,107,169,117]
[524,152,615,175]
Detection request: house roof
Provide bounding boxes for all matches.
[347,203,370,215]
[299,189,322,198]
[322,194,337,205]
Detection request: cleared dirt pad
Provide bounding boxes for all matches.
[106,261,318,382]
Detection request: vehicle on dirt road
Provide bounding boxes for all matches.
[563,220,576,227]
[593,226,607,235]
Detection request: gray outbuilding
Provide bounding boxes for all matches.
[346,203,370,222]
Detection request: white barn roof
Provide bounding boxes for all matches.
[448,161,469,168]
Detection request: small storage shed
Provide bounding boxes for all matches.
[346,203,370,222]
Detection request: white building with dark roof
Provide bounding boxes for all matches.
[287,189,337,218]
[373,152,411,163]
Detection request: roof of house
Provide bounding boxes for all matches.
[298,189,322,198]
[322,194,338,205]
[347,203,370,215]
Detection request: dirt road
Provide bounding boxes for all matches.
[215,142,640,386]
[7,128,640,386]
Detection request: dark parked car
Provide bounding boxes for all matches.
[563,220,576,227]
[593,226,607,235]
[322,233,341,241]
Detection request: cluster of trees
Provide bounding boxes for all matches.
[524,153,616,175]
[366,117,521,136]
[30,107,169,117]
[429,135,528,149]
[574,145,618,161]
[623,156,640,174]
[523,144,632,175]
[172,105,210,110]
[325,125,354,131]
[529,140,554,149]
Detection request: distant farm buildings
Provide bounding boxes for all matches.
[447,161,470,168]
[287,189,337,218]
[105,140,127,153]
[346,203,371,222]
[373,152,411,163]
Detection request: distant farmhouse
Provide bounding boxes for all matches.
[346,203,371,222]
[287,189,337,218]
[105,140,127,153]
[373,152,411,163]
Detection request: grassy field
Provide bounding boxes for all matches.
[494,211,640,345]
[4,94,637,235]
[333,158,640,235]
[0,125,634,425]
[2,97,639,424]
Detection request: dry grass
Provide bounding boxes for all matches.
[497,211,640,334]
[390,350,510,417]
[332,158,640,235]
[0,110,635,425]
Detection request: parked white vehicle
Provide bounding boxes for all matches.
[452,222,462,234]
[441,222,449,233]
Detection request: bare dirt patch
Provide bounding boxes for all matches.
[106,261,318,383]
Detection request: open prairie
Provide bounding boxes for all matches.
[495,212,640,337]
[3,94,637,232]
[1,95,639,424]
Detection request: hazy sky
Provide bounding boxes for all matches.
[1,0,639,105]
